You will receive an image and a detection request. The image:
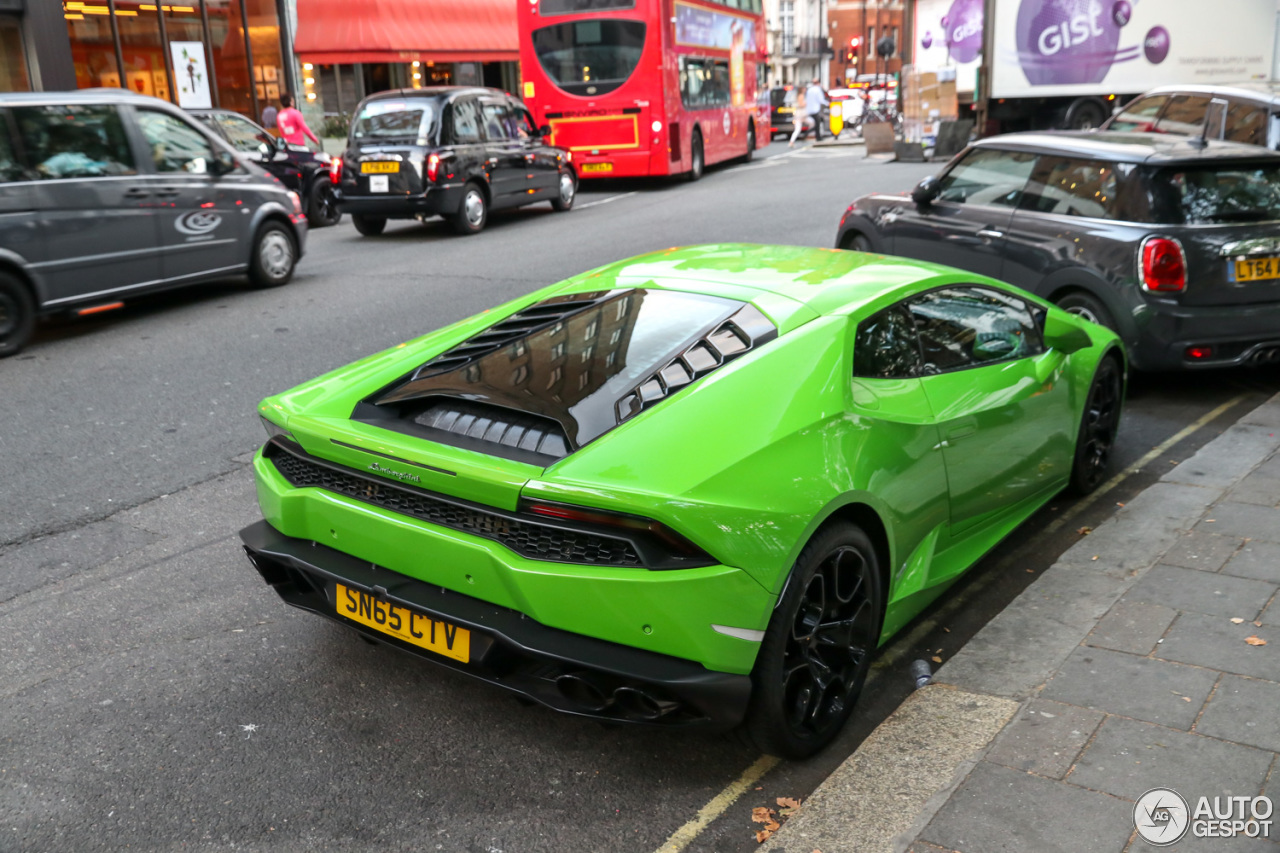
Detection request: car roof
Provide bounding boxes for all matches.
[564,244,989,328]
[362,86,507,104]
[972,130,1280,164]
[1129,83,1280,105]
[0,88,187,109]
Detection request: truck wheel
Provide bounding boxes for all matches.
[1063,98,1107,130]
[0,272,36,358]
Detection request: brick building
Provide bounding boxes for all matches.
[827,0,903,87]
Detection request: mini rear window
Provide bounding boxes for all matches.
[1153,163,1280,224]
[352,99,438,142]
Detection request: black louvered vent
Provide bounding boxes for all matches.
[265,442,641,567]
[414,400,569,460]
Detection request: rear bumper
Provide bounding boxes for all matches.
[1136,297,1280,369]
[575,149,657,179]
[240,519,752,729]
[334,185,455,219]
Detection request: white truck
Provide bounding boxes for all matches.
[908,0,1279,131]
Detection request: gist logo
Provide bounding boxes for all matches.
[1014,0,1137,85]
[1135,788,1274,846]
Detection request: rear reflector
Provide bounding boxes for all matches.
[1141,237,1187,292]
[76,302,124,316]
[1185,345,1213,360]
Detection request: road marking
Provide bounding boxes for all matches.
[653,754,781,853]
[576,191,639,210]
[653,393,1247,853]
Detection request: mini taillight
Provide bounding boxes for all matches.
[1141,237,1187,292]
[426,152,440,182]
[328,157,342,183]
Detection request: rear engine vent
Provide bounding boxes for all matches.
[414,400,569,461]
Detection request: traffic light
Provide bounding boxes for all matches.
[847,36,861,65]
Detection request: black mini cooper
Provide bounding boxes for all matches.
[332,87,577,236]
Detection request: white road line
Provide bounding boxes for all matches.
[576,191,640,210]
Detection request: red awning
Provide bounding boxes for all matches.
[294,0,519,65]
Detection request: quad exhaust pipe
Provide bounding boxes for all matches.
[554,672,680,720]
[1248,346,1280,366]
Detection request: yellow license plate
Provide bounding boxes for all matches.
[336,583,470,662]
[1234,256,1280,282]
[361,161,399,174]
[581,163,613,173]
[778,107,794,114]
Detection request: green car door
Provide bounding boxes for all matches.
[909,286,1076,548]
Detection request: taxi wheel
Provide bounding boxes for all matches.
[687,130,704,182]
[248,221,297,289]
[352,215,387,237]
[452,183,488,235]
[551,170,576,212]
[306,178,342,228]
[0,272,36,359]
[740,521,882,760]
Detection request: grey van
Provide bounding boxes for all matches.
[0,89,308,357]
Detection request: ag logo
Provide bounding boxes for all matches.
[1135,788,1190,846]
[175,210,221,236]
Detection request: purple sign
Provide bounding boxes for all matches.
[921,30,933,49]
[1111,0,1131,27]
[944,0,983,64]
[1015,0,1137,85]
[674,3,757,52]
[1144,25,1170,64]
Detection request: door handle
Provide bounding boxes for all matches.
[977,229,1004,240]
[153,188,180,199]
[124,188,150,199]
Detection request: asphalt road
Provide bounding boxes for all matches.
[2,141,1279,853]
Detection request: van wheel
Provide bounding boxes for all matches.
[306,177,342,227]
[739,522,883,760]
[551,169,576,211]
[452,184,488,234]
[248,221,297,288]
[0,272,36,358]
[1054,291,1116,331]
[352,214,387,237]
[687,130,704,181]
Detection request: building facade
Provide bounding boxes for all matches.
[827,0,903,87]
[763,0,830,88]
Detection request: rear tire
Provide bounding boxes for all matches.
[551,169,576,212]
[452,183,488,235]
[352,214,387,237]
[740,522,883,760]
[306,177,342,227]
[247,221,297,289]
[1054,290,1116,332]
[0,272,36,358]
[687,130,704,182]
[840,232,874,253]
[744,123,756,163]
[1068,355,1123,496]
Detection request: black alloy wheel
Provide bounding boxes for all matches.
[1069,355,1123,495]
[688,130,704,182]
[742,522,882,759]
[307,177,342,227]
[352,214,387,237]
[0,272,36,358]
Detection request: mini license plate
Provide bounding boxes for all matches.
[1232,256,1280,283]
[581,162,613,173]
[335,583,470,662]
[361,161,399,174]
[368,174,389,193]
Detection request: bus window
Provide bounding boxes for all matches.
[680,57,731,109]
[539,0,635,14]
[532,20,646,96]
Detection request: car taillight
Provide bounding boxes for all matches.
[287,191,302,216]
[328,157,342,183]
[518,498,714,568]
[1140,237,1187,292]
[426,152,440,183]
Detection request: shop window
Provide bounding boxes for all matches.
[1,18,31,92]
[0,114,30,182]
[13,104,137,179]
[135,108,215,173]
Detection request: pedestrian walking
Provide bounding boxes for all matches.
[805,77,827,142]
[788,89,813,147]
[276,93,319,148]
[260,103,278,132]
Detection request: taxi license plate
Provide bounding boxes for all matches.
[581,163,613,173]
[336,583,470,663]
[361,161,399,174]
[1232,256,1280,283]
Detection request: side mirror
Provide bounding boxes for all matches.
[538,124,553,138]
[911,175,940,206]
[1042,311,1093,355]
[210,150,238,176]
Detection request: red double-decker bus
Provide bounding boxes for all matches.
[517,0,769,180]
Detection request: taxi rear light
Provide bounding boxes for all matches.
[1141,237,1187,292]
[328,157,342,183]
[287,191,302,215]
[426,152,440,183]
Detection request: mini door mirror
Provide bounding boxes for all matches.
[1043,312,1093,355]
[911,175,940,206]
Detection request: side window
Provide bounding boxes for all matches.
[512,106,538,140]
[1107,95,1167,131]
[1020,156,1121,220]
[449,98,481,144]
[13,104,136,179]
[480,101,514,141]
[0,112,28,182]
[908,287,1044,373]
[1225,102,1268,147]
[135,109,216,173]
[1155,94,1210,135]
[854,305,921,379]
[935,148,1035,207]
[215,113,271,153]
[680,57,731,109]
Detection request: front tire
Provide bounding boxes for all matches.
[247,221,297,288]
[551,169,576,212]
[741,522,883,760]
[0,272,36,358]
[352,214,387,237]
[306,177,342,227]
[687,129,704,182]
[1068,355,1123,495]
[452,183,488,234]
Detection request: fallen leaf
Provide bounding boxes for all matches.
[765,820,781,831]
[1077,526,1093,536]
[751,807,776,824]
[1255,621,1264,627]
[1026,569,1035,573]
[776,797,802,809]
[1245,636,1267,646]
[1206,519,1215,523]
[1182,696,1192,702]
[931,655,943,663]
[756,829,772,843]
[1116,502,1126,507]
[1091,555,1099,561]
[1231,618,1246,624]
[943,627,951,633]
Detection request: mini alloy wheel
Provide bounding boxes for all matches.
[1070,356,1123,495]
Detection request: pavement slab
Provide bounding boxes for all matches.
[1041,646,1218,730]
[1085,600,1179,656]
[1161,424,1280,490]
[1222,541,1280,584]
[1161,531,1243,572]
[1158,612,1280,682]
[983,699,1105,779]
[1195,502,1280,543]
[1067,715,1274,802]
[1228,456,1280,507]
[1195,675,1280,753]
[1126,564,1277,620]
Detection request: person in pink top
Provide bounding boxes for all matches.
[276,93,318,147]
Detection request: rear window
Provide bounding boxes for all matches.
[532,19,646,96]
[352,99,438,143]
[1153,163,1280,224]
